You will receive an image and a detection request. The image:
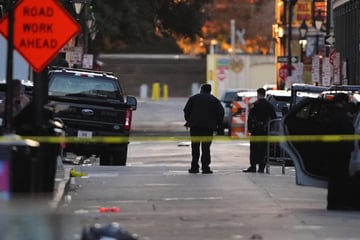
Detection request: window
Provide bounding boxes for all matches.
[49,74,120,99]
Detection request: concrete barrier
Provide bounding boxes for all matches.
[191,83,200,96]
[152,82,160,101]
[163,84,168,101]
[140,84,148,100]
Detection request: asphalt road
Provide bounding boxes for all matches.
[131,97,188,136]
[4,98,360,240]
[56,98,360,240]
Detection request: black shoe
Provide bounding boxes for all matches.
[258,168,265,173]
[188,168,199,174]
[202,170,213,174]
[327,204,355,211]
[243,167,256,173]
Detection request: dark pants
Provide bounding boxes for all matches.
[190,127,213,171]
[327,152,351,209]
[249,137,267,170]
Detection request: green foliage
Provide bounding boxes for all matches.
[156,0,211,41]
[93,0,157,43]
[60,0,210,53]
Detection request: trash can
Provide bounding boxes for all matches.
[0,144,11,201]
[0,135,40,199]
[10,102,65,195]
[13,141,41,193]
[0,121,64,199]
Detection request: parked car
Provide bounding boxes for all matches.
[47,67,137,166]
[0,79,33,101]
[219,88,255,135]
[279,86,360,188]
[289,83,328,109]
[220,89,242,131]
[0,79,33,126]
[265,89,291,119]
[263,83,277,91]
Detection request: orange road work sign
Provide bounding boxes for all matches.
[0,0,80,72]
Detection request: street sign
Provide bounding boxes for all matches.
[329,49,337,65]
[82,54,93,69]
[217,66,227,81]
[0,0,80,72]
[322,57,331,86]
[312,55,320,83]
[325,34,335,46]
[277,56,299,63]
[279,64,295,82]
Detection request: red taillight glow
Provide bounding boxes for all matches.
[124,108,132,130]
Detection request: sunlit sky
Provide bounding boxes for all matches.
[0,35,30,81]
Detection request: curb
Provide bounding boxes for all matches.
[50,167,71,209]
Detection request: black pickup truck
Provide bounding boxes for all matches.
[47,68,137,166]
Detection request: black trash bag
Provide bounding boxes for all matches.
[81,222,138,240]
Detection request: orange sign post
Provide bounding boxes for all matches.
[0,0,80,72]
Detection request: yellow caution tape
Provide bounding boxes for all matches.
[0,134,358,144]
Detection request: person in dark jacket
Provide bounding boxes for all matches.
[326,93,355,210]
[243,88,276,173]
[184,84,224,174]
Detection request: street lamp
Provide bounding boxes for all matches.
[72,0,84,16]
[278,25,284,38]
[86,6,95,30]
[0,3,3,18]
[210,39,218,55]
[314,9,323,55]
[69,0,94,67]
[299,20,308,40]
[299,19,308,62]
[90,27,98,41]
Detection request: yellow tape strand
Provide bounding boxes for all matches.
[0,134,358,144]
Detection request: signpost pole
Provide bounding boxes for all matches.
[325,0,331,57]
[0,0,81,196]
[32,71,47,136]
[32,69,52,192]
[287,1,293,80]
[286,0,297,85]
[4,0,15,132]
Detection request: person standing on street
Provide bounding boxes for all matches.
[243,88,276,173]
[326,93,355,210]
[184,84,224,174]
[0,79,30,118]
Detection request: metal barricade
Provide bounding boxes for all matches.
[265,118,292,175]
[230,96,257,138]
[230,101,248,138]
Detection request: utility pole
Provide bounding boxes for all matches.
[325,0,332,57]
[286,0,297,79]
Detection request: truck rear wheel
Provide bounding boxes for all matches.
[100,147,128,166]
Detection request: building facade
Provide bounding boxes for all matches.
[333,0,360,85]
[273,0,336,89]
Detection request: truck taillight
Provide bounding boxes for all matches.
[124,108,132,130]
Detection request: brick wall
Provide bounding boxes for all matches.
[98,54,206,98]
